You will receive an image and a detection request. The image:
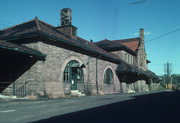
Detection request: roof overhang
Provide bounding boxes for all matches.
[0,40,46,60]
[116,62,159,83]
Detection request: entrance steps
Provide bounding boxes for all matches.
[70,90,85,97]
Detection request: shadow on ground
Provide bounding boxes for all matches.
[32,91,180,123]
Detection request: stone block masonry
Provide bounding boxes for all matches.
[4,41,123,99]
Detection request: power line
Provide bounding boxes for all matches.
[0,19,16,29]
[0,23,10,28]
[0,19,16,25]
[126,28,180,49]
[146,28,180,42]
[129,0,146,5]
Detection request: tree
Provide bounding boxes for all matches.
[171,74,180,84]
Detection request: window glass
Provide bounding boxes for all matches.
[104,68,114,84]
[63,60,84,83]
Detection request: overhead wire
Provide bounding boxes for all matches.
[0,19,16,29]
[0,18,16,25]
[146,28,180,43]
[125,28,180,49]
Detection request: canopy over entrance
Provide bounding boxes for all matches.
[70,62,85,68]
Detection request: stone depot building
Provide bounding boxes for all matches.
[0,8,159,98]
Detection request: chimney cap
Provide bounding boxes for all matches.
[61,8,72,26]
[61,8,72,11]
[139,28,144,40]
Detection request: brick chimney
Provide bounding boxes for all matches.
[139,28,144,40]
[139,28,144,45]
[56,8,77,39]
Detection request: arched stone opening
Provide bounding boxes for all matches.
[61,57,86,95]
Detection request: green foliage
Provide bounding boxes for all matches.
[159,74,180,84]
[171,74,180,84]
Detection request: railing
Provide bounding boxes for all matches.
[0,82,26,98]
[15,80,37,98]
[0,80,38,98]
[15,84,26,98]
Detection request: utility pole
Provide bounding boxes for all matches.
[164,62,172,89]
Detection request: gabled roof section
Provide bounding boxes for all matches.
[116,62,159,82]
[0,17,73,42]
[76,37,122,63]
[95,39,136,56]
[0,17,122,64]
[0,19,39,40]
[0,40,46,60]
[113,38,140,52]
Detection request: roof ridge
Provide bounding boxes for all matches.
[35,17,41,30]
[95,39,124,47]
[18,18,92,47]
[95,38,136,55]
[36,19,77,40]
[36,18,56,29]
[95,39,111,43]
[77,36,90,42]
[113,37,139,42]
[0,18,36,31]
[76,36,124,62]
[0,18,124,64]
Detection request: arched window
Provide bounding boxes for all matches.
[63,60,84,83]
[104,68,114,84]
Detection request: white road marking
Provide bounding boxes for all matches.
[0,109,15,113]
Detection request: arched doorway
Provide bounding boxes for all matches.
[63,60,84,90]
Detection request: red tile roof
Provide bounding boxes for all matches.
[95,39,136,56]
[113,38,140,52]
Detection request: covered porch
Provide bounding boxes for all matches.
[0,40,45,96]
[116,62,160,93]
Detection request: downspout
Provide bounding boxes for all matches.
[96,55,101,95]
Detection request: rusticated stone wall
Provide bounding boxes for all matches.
[4,41,122,98]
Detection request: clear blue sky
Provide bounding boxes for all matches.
[0,0,179,75]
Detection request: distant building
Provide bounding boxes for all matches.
[0,8,159,98]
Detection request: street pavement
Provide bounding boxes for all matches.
[0,90,180,123]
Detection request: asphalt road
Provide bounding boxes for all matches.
[0,91,180,123]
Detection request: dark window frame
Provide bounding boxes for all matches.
[63,60,84,83]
